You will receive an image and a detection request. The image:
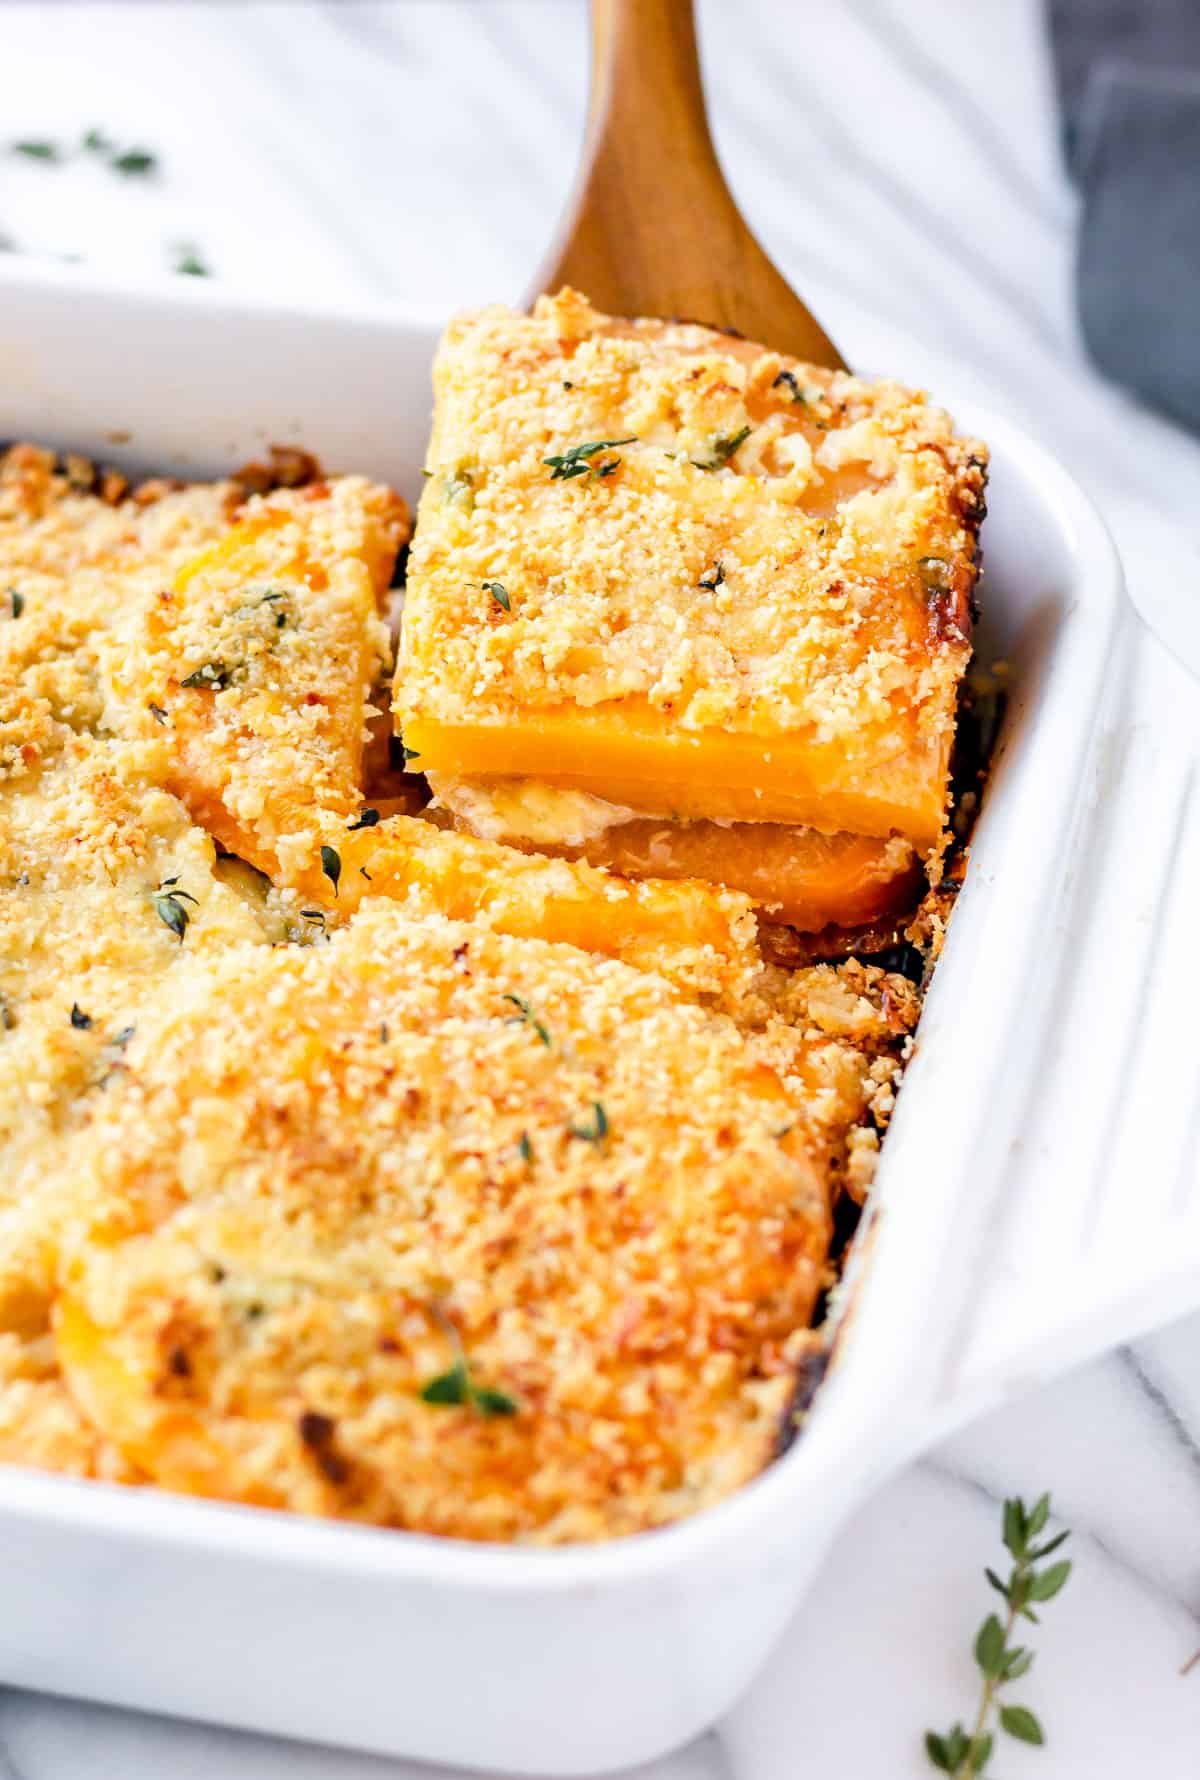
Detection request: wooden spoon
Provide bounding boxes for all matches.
[533,0,846,369]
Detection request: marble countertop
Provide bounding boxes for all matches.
[2,2,1199,1774]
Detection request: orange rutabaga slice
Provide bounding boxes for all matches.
[559,818,922,933]
[275,807,763,1003]
[426,777,923,934]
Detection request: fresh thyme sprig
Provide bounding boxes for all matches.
[925,1493,1072,1776]
[544,438,636,482]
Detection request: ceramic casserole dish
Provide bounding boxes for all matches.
[0,259,1140,1774]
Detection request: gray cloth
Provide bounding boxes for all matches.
[1047,0,1200,432]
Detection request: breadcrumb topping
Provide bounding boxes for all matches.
[0,426,947,1534]
[54,902,831,1542]
[397,290,987,845]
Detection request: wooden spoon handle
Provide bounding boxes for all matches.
[534,0,846,369]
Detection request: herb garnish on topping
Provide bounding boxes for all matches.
[420,1359,518,1418]
[698,562,725,591]
[319,845,341,895]
[69,1003,93,1030]
[544,438,636,482]
[569,1101,609,1143]
[692,426,751,470]
[502,992,552,1048]
[772,369,816,404]
[152,878,198,941]
[346,808,380,831]
[482,580,510,611]
[180,661,231,691]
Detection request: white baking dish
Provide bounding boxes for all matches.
[0,259,1141,1774]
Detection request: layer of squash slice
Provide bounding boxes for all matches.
[284,808,763,1004]
[532,818,921,933]
[402,703,950,850]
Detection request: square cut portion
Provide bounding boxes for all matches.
[397,288,987,852]
[53,902,831,1542]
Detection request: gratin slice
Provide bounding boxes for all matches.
[397,288,987,852]
[107,476,410,874]
[54,901,831,1543]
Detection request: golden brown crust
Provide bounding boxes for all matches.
[397,289,987,846]
[54,902,829,1542]
[0,424,952,1542]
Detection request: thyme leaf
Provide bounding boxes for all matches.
[152,879,198,942]
[473,1386,519,1417]
[482,580,510,611]
[518,1131,534,1165]
[6,588,24,618]
[173,243,209,277]
[544,438,636,482]
[347,808,380,830]
[320,845,342,895]
[180,661,232,691]
[69,1003,93,1030]
[420,1357,517,1417]
[502,992,551,1048]
[12,140,60,162]
[111,148,156,176]
[569,1100,608,1144]
[697,561,725,592]
[772,368,816,405]
[420,1362,471,1406]
[147,701,168,724]
[692,426,751,471]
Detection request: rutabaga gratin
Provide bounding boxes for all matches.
[0,290,987,1544]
